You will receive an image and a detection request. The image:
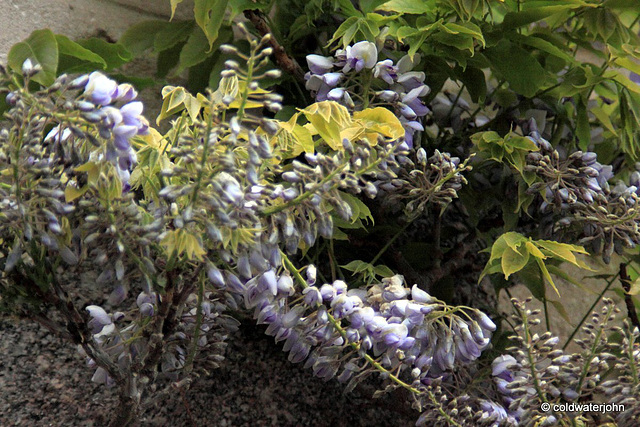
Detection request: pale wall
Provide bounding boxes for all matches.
[0,0,194,63]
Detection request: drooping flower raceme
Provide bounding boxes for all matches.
[40,71,148,191]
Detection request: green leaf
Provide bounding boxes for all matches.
[157,40,187,78]
[8,29,58,86]
[502,245,530,279]
[501,5,582,31]
[505,134,540,151]
[359,0,391,13]
[457,66,486,103]
[119,20,168,56]
[576,97,590,151]
[342,260,372,274]
[605,0,640,9]
[485,40,549,98]
[503,231,527,253]
[176,27,214,73]
[595,8,619,42]
[591,105,618,136]
[336,0,361,16]
[518,262,546,300]
[373,264,395,277]
[56,35,108,74]
[55,35,106,68]
[376,0,433,14]
[509,33,576,65]
[228,0,267,18]
[328,16,360,47]
[154,20,195,53]
[194,0,230,50]
[77,38,132,71]
[445,22,485,48]
[340,192,374,224]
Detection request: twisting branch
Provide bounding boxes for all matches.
[619,263,640,331]
[243,9,306,83]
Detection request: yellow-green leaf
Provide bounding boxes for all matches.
[273,113,315,157]
[503,231,527,253]
[502,245,530,279]
[194,0,229,50]
[64,183,88,202]
[537,240,590,269]
[75,161,101,186]
[353,107,405,142]
[170,0,185,20]
[525,241,547,260]
[300,101,353,150]
[536,257,560,297]
[628,277,640,295]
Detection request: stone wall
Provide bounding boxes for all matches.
[0,0,194,63]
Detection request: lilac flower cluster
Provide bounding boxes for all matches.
[81,72,148,189]
[380,147,470,216]
[524,124,613,211]
[33,70,147,192]
[230,252,495,387]
[523,120,640,262]
[484,298,636,426]
[306,41,430,147]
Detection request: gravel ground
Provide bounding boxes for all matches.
[0,315,417,426]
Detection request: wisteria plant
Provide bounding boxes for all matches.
[2,0,640,426]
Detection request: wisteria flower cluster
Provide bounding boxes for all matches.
[411,298,640,427]
[0,23,506,424]
[488,298,640,427]
[306,41,430,147]
[523,120,640,262]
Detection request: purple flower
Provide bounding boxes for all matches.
[120,101,144,127]
[259,269,279,296]
[401,118,424,149]
[411,285,434,303]
[376,90,399,102]
[382,323,408,347]
[306,55,334,75]
[374,59,397,84]
[492,355,517,377]
[113,124,138,151]
[207,265,226,287]
[319,283,336,302]
[84,72,118,105]
[86,305,112,334]
[397,71,426,91]
[277,274,295,296]
[100,107,123,127]
[401,86,430,117]
[327,87,346,102]
[343,41,378,73]
[115,83,138,102]
[303,286,322,306]
[349,306,374,329]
